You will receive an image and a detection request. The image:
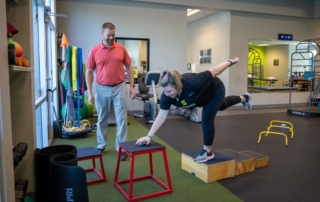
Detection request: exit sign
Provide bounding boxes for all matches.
[278,34,293,40]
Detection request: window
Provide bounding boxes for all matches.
[32,1,40,99]
[33,0,57,147]
[35,107,43,148]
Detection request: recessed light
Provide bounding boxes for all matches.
[187,9,201,16]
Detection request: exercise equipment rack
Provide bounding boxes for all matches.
[287,38,320,117]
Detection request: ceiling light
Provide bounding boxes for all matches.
[187,9,201,16]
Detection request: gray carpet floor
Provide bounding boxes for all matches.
[135,112,320,202]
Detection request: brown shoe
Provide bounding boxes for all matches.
[120,151,128,161]
[97,147,106,154]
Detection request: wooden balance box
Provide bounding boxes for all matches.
[181,150,235,183]
[216,149,256,175]
[239,150,269,168]
[182,149,269,183]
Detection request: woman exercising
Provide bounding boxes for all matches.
[136,57,252,163]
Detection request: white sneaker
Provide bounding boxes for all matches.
[242,92,252,110]
[194,149,214,163]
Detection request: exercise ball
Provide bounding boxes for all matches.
[7,37,23,57]
[60,69,68,89]
[75,104,89,120]
[61,103,67,118]
[84,95,94,116]
[61,103,90,120]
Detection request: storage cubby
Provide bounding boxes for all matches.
[9,66,36,192]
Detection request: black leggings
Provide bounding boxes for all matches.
[202,79,241,146]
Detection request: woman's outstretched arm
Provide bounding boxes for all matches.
[136,109,169,145]
[209,57,239,77]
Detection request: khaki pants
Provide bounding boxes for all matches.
[95,82,128,151]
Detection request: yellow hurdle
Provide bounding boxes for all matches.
[257,120,294,147]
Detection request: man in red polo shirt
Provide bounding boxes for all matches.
[86,22,136,161]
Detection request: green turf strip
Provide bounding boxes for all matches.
[55,116,242,202]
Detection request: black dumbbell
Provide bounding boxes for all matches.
[15,191,25,202]
[15,179,28,201]
[15,179,28,192]
[13,147,24,160]
[15,143,28,156]
[13,152,21,168]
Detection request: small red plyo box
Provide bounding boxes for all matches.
[77,146,106,185]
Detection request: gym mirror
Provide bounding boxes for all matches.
[115,37,150,83]
[247,39,313,93]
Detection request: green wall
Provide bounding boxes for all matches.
[248,46,267,85]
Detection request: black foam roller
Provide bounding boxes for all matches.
[34,145,77,202]
[49,153,88,202]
